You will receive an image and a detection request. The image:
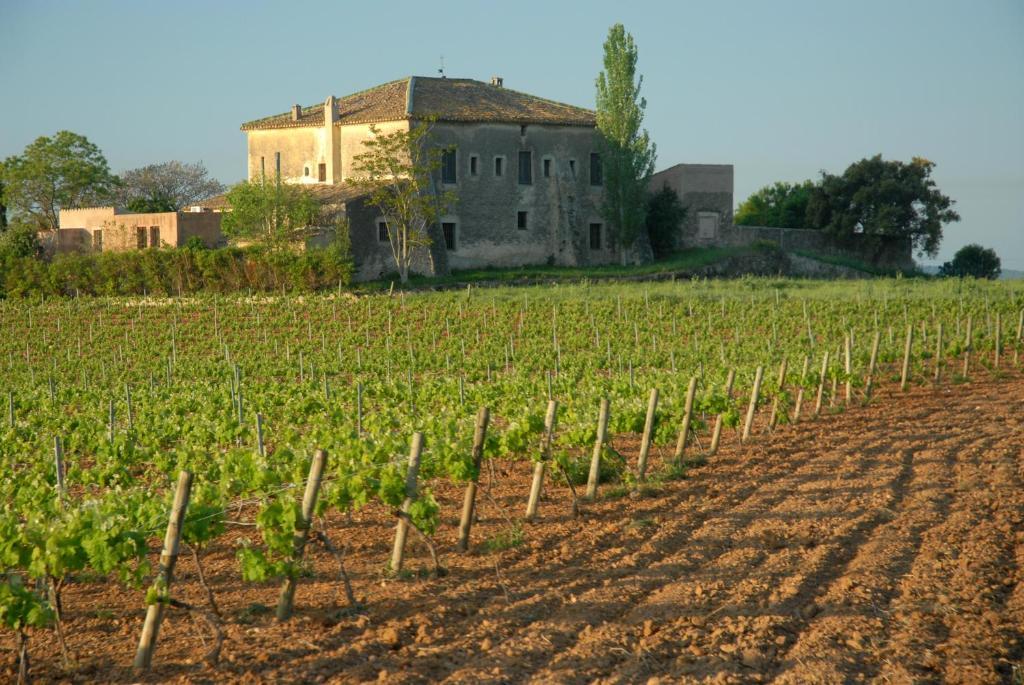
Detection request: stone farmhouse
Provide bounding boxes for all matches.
[232,76,630,280]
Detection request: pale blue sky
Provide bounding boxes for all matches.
[1,0,1021,267]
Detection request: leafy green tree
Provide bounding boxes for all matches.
[347,121,455,284]
[0,221,42,259]
[735,180,815,228]
[595,23,656,264]
[938,243,1001,279]
[645,186,686,258]
[117,160,225,213]
[221,173,319,248]
[1,131,120,231]
[806,155,958,258]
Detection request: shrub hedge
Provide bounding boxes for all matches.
[0,245,353,297]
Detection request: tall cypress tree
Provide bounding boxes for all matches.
[596,24,656,264]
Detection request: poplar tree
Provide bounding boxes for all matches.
[595,24,656,264]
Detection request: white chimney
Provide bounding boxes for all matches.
[291,104,302,121]
[490,76,504,87]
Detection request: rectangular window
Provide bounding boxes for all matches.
[318,163,327,182]
[589,223,602,250]
[518,150,532,185]
[149,226,160,247]
[442,222,456,251]
[569,159,576,177]
[378,221,389,242]
[136,226,146,250]
[589,153,603,186]
[441,149,457,184]
[517,211,528,230]
[93,230,103,251]
[469,155,478,176]
[494,156,504,177]
[543,158,551,178]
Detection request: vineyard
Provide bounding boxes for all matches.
[1,276,1022,683]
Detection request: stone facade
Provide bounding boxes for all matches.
[56,207,222,253]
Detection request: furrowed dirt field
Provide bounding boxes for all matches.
[7,374,1024,684]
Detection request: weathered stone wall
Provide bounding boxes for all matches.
[176,212,223,248]
[345,196,441,281]
[420,121,613,272]
[712,224,914,270]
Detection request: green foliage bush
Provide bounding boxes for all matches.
[0,244,352,297]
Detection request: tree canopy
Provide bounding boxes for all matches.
[645,186,686,258]
[806,155,958,258]
[596,23,656,263]
[938,244,1001,280]
[221,174,320,248]
[0,131,120,231]
[735,180,814,229]
[116,161,225,213]
[347,121,454,284]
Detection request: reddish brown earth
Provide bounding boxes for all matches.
[5,374,1024,684]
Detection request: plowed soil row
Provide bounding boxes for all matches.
[5,374,1023,684]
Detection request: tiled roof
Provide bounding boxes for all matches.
[240,77,596,130]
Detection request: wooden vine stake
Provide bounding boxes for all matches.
[934,322,943,383]
[740,366,764,444]
[277,448,327,621]
[134,470,193,672]
[456,408,490,552]
[53,436,65,504]
[814,350,830,417]
[900,324,913,392]
[390,434,424,573]
[585,398,611,500]
[255,413,266,458]
[635,388,660,481]
[767,359,788,430]
[708,370,735,456]
[525,400,558,521]
[793,356,810,421]
[843,334,853,404]
[962,315,973,379]
[864,330,881,402]
[672,377,699,464]
[994,311,1001,369]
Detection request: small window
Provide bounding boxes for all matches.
[136,227,146,250]
[518,150,532,185]
[520,125,527,136]
[469,155,478,176]
[304,166,310,177]
[494,156,504,177]
[442,222,456,251]
[441,149,457,184]
[589,153,603,186]
[259,156,265,176]
[589,223,602,250]
[93,229,103,251]
[318,163,326,182]
[543,158,551,178]
[569,159,576,177]
[149,226,160,247]
[274,152,281,176]
[378,221,389,242]
[517,211,528,230]
[698,212,720,240]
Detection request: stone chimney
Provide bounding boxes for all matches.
[291,104,302,121]
[490,76,503,87]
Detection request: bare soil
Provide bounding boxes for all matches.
[5,374,1023,684]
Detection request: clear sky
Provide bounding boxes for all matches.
[1,0,1021,268]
